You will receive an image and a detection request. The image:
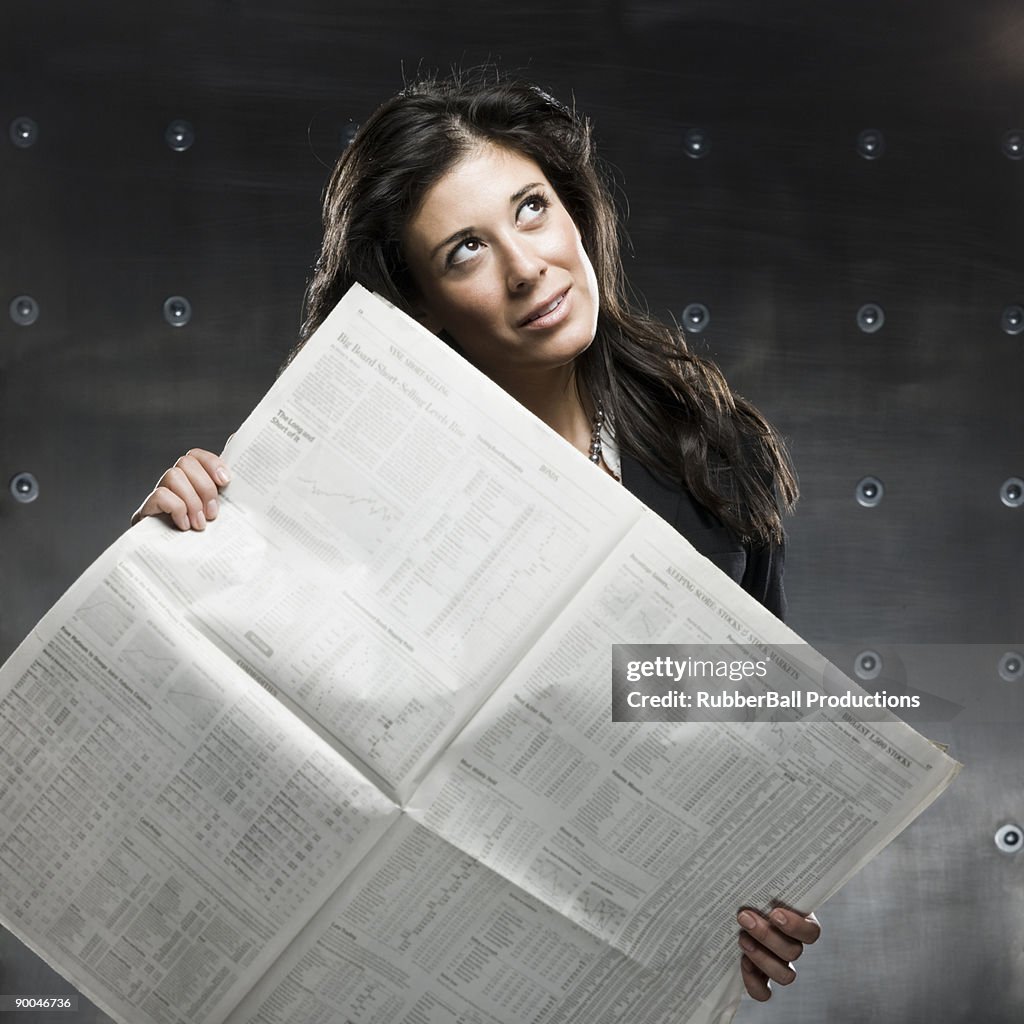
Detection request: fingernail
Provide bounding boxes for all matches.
[771,910,788,927]
[738,911,756,929]
[738,934,755,952]
[206,498,219,519]
[216,467,230,485]
[195,510,206,530]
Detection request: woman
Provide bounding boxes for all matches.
[133,71,816,1001]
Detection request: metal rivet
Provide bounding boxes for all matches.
[995,824,1023,853]
[1002,129,1024,161]
[1000,478,1024,508]
[857,128,885,160]
[163,295,192,327]
[998,651,1023,682]
[856,303,885,333]
[1002,305,1024,335]
[682,303,710,333]
[854,650,883,681]
[165,119,195,152]
[9,295,39,326]
[9,116,38,149]
[10,472,39,503]
[683,127,710,159]
[856,476,884,508]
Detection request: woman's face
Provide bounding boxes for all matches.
[402,144,600,385]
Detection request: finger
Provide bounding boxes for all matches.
[174,451,230,524]
[184,448,232,490]
[158,464,211,530]
[740,953,772,1001]
[737,931,796,987]
[131,486,193,532]
[187,448,231,521]
[176,452,230,521]
[130,448,232,530]
[768,908,821,945]
[737,910,804,964]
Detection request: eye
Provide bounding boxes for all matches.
[447,236,484,267]
[517,192,551,224]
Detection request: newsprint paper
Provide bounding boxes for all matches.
[0,284,959,1024]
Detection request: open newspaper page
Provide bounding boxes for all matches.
[0,282,643,1024]
[0,284,959,1024]
[404,511,961,1023]
[0,544,399,1024]
[164,284,644,802]
[223,508,959,1024]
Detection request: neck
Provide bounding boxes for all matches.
[492,363,594,456]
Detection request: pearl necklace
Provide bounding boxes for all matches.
[589,401,620,481]
[588,402,605,465]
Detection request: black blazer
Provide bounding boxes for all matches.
[619,452,786,621]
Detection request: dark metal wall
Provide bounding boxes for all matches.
[2,2,1021,1021]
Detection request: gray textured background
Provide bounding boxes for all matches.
[2,1,1022,1021]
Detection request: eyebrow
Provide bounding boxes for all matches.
[429,182,546,260]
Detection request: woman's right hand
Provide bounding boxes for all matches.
[131,448,232,531]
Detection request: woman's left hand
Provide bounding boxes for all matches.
[736,907,821,1001]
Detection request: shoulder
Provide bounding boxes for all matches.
[619,452,787,621]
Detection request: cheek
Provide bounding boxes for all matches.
[561,222,596,287]
[445,276,506,328]
[576,242,600,303]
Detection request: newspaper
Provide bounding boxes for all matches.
[0,284,960,1024]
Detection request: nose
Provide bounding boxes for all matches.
[503,235,547,292]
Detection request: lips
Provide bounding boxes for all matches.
[519,288,570,328]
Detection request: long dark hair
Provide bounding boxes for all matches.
[290,70,797,544]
